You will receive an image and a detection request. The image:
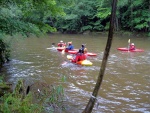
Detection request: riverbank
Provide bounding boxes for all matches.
[51,30,150,38]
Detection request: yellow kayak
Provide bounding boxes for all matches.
[67,55,93,66]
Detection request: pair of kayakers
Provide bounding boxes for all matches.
[58,40,74,51]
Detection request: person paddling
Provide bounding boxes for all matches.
[65,42,74,51]
[130,43,136,50]
[71,49,86,63]
[58,40,66,47]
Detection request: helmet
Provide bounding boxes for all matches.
[81,44,85,47]
[60,40,63,43]
[131,43,134,45]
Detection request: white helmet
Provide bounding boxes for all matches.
[131,43,134,45]
[60,40,63,43]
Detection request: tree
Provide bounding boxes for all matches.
[83,0,118,112]
[54,0,103,33]
[0,0,65,66]
[117,0,150,31]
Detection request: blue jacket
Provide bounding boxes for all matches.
[66,45,74,50]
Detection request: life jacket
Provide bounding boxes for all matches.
[66,44,74,50]
[80,47,85,53]
[58,43,66,47]
[72,53,86,63]
[78,53,86,61]
[130,45,135,50]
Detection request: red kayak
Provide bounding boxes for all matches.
[57,47,65,51]
[57,47,78,52]
[117,48,144,52]
[68,51,97,56]
[86,52,97,56]
[67,50,77,54]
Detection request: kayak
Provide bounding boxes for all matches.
[67,50,77,54]
[86,52,97,56]
[68,51,97,56]
[57,47,78,52]
[57,47,65,51]
[117,47,144,52]
[77,60,93,66]
[67,55,93,66]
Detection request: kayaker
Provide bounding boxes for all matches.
[58,40,66,47]
[66,42,74,50]
[71,49,86,63]
[130,43,136,50]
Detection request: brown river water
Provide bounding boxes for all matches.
[1,34,150,113]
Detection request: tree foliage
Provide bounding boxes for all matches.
[54,0,149,33]
[0,0,65,36]
[117,0,149,31]
[0,0,65,65]
[54,0,102,33]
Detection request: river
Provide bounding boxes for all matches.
[1,34,150,113]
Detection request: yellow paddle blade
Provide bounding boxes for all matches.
[67,55,73,60]
[128,39,130,43]
[62,49,65,54]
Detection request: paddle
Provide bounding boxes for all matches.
[128,39,130,52]
[61,43,67,54]
[61,55,73,66]
[61,46,66,54]
[67,55,73,60]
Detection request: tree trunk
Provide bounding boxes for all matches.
[82,0,117,112]
[115,17,119,31]
[129,0,133,31]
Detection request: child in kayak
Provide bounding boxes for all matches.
[72,49,86,63]
[130,43,136,50]
[58,40,66,47]
[65,42,74,51]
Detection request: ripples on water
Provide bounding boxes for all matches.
[3,36,150,113]
[63,51,150,112]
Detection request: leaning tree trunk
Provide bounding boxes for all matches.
[82,0,118,112]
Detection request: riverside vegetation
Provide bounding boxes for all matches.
[0,76,66,113]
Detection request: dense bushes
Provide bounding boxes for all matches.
[0,0,64,65]
[54,0,150,33]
